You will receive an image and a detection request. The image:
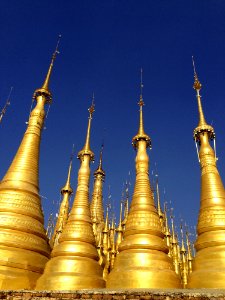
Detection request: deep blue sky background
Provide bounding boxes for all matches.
[0,0,225,237]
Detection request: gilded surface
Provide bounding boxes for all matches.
[107,97,181,288]
[35,104,105,290]
[0,95,51,289]
[187,66,225,288]
[50,159,73,248]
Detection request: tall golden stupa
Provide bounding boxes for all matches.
[107,71,181,288]
[1,41,225,291]
[35,100,105,290]
[187,59,225,288]
[0,38,60,289]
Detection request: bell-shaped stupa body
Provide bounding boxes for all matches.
[35,102,105,290]
[0,39,60,289]
[187,60,225,288]
[107,80,181,288]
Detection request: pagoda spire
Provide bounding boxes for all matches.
[185,226,193,274]
[132,69,151,149]
[116,201,124,251]
[0,87,13,124]
[90,144,105,234]
[121,180,129,231]
[187,58,225,288]
[155,170,164,229]
[33,35,61,103]
[107,71,181,288]
[180,224,188,288]
[36,100,105,290]
[0,38,60,289]
[50,148,74,248]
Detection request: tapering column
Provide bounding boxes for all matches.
[186,229,193,274]
[0,37,60,289]
[170,216,180,276]
[187,59,225,288]
[50,153,73,248]
[35,101,105,290]
[90,145,105,240]
[107,71,181,288]
[116,202,124,251]
[180,226,188,288]
[155,173,164,230]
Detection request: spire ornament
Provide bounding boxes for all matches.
[192,56,215,143]
[132,69,151,149]
[0,87,13,124]
[187,59,225,288]
[107,75,181,288]
[33,35,61,104]
[0,38,59,289]
[36,100,105,290]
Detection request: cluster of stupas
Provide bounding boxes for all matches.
[0,38,225,291]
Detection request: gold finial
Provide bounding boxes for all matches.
[99,143,103,169]
[138,68,145,129]
[78,97,95,160]
[192,56,202,91]
[154,166,164,221]
[192,56,215,142]
[61,144,74,195]
[139,68,144,103]
[0,87,13,124]
[132,69,151,149]
[33,34,61,103]
[94,143,105,177]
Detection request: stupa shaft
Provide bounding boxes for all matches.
[35,102,105,290]
[0,38,60,288]
[107,73,181,288]
[188,59,225,288]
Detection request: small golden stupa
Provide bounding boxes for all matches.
[107,71,181,288]
[50,152,73,248]
[90,145,105,239]
[187,58,225,288]
[0,37,60,289]
[35,100,105,290]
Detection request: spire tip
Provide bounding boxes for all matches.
[192,56,202,91]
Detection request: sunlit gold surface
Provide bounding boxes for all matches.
[107,94,181,288]
[50,158,73,248]
[35,103,105,290]
[0,42,60,289]
[90,146,105,240]
[187,64,225,288]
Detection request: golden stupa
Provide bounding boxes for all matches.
[50,152,73,249]
[187,59,225,288]
[107,72,181,288]
[90,145,105,239]
[0,38,60,289]
[35,101,105,290]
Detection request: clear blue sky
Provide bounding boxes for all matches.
[0,0,225,237]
